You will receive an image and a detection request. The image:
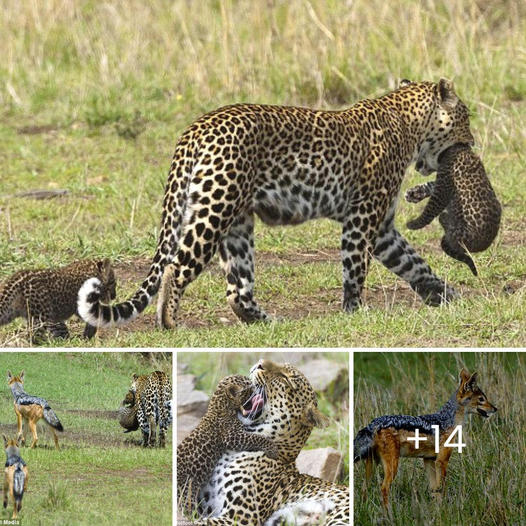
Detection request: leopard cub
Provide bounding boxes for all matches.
[177,374,278,516]
[0,259,116,341]
[406,143,501,275]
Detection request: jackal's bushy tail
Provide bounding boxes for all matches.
[43,406,64,432]
[353,427,373,463]
[13,464,25,511]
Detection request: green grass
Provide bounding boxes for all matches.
[354,352,525,526]
[0,0,525,347]
[178,351,349,485]
[0,352,172,525]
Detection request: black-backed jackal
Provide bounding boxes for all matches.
[354,369,497,507]
[3,435,28,519]
[7,370,64,449]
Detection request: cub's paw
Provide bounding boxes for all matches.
[405,186,428,203]
[266,445,279,459]
[406,218,423,230]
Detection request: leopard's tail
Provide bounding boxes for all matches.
[77,140,196,328]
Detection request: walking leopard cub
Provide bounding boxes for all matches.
[406,143,501,275]
[177,374,278,516]
[0,259,116,341]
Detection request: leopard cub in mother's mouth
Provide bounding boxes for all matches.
[406,143,501,275]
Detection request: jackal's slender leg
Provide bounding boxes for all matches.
[50,427,60,449]
[435,447,453,496]
[14,410,24,445]
[424,458,440,494]
[3,473,8,509]
[28,419,38,448]
[377,430,400,508]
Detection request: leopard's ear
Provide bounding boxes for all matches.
[226,384,243,400]
[437,78,458,109]
[132,373,139,381]
[101,258,112,279]
[399,78,412,88]
[302,403,330,429]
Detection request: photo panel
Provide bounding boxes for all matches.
[0,351,172,525]
[176,350,350,524]
[353,351,525,526]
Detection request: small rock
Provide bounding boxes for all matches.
[177,374,209,417]
[502,284,515,295]
[296,447,343,482]
[297,359,347,392]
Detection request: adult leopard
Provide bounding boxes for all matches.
[179,359,349,525]
[130,370,172,447]
[78,79,474,329]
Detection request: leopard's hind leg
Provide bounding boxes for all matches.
[218,213,270,323]
[157,168,252,329]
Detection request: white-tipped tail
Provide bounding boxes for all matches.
[77,277,142,328]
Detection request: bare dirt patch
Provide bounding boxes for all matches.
[86,250,526,336]
[62,408,118,420]
[16,124,60,135]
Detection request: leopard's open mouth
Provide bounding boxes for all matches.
[241,385,266,421]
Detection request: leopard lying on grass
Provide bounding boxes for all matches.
[177,374,277,517]
[187,360,349,525]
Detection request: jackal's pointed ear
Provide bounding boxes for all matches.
[2,435,8,448]
[302,403,330,429]
[7,370,12,381]
[466,372,478,390]
[459,368,470,384]
[20,371,24,381]
[437,78,458,109]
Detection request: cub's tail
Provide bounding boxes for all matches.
[43,406,64,432]
[13,464,25,511]
[353,427,374,463]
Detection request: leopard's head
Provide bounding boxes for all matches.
[240,360,329,462]
[415,78,474,175]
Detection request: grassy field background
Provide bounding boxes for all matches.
[0,351,172,525]
[354,351,525,526]
[0,0,524,347]
[178,351,349,485]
